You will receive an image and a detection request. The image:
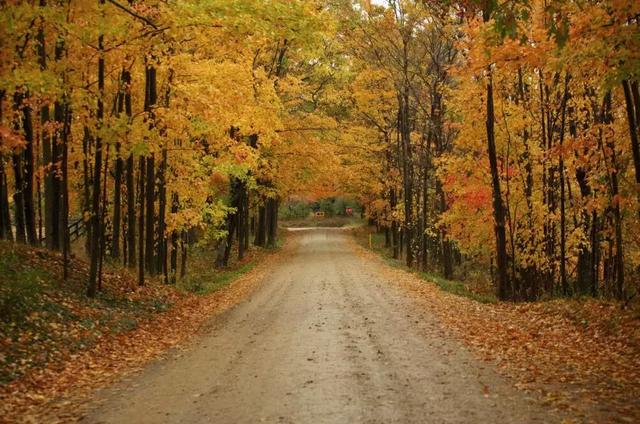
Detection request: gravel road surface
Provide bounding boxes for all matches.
[85,229,555,424]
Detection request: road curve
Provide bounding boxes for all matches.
[85,229,555,424]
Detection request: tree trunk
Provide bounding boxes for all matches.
[156,149,167,280]
[11,145,26,244]
[138,156,145,286]
[87,16,105,297]
[38,20,57,250]
[144,63,157,275]
[602,92,624,299]
[144,157,155,275]
[0,94,13,241]
[421,161,429,271]
[266,197,278,248]
[82,126,92,250]
[125,154,135,266]
[123,68,134,267]
[573,107,595,295]
[558,75,570,295]
[170,192,179,284]
[390,187,399,259]
[61,101,70,280]
[438,184,453,279]
[216,178,240,266]
[486,74,510,300]
[400,94,414,268]
[98,130,110,291]
[180,230,188,278]
[0,160,12,241]
[243,191,250,252]
[590,211,599,297]
[254,202,266,247]
[111,70,128,259]
[237,183,246,260]
[622,80,640,218]
[21,98,37,246]
[216,213,236,267]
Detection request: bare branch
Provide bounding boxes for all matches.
[106,0,158,29]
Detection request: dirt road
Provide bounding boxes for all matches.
[85,230,555,423]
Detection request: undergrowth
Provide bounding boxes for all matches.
[0,236,277,384]
[354,228,497,304]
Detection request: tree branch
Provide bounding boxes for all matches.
[275,127,336,133]
[106,0,158,29]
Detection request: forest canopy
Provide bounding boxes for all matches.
[0,0,639,301]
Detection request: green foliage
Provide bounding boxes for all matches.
[489,0,531,39]
[280,197,362,219]
[280,201,312,219]
[0,251,50,325]
[358,230,496,304]
[419,271,496,304]
[0,243,176,384]
[179,261,256,295]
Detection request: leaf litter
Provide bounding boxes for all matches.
[0,237,295,423]
[352,239,640,423]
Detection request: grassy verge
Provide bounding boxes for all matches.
[179,258,257,295]
[178,231,286,295]
[353,228,497,304]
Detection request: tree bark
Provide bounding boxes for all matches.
[126,154,136,266]
[573,108,595,295]
[558,75,570,295]
[390,187,399,259]
[399,91,414,268]
[0,159,12,241]
[266,197,278,248]
[0,93,13,241]
[254,202,266,247]
[169,192,178,283]
[123,68,135,267]
[38,17,57,250]
[237,182,246,260]
[61,100,70,280]
[11,143,26,244]
[622,80,640,218]
[145,154,155,274]
[82,126,92,250]
[143,63,157,275]
[156,149,167,279]
[87,14,105,297]
[137,156,145,286]
[180,229,188,278]
[21,97,37,246]
[602,92,624,299]
[111,69,129,258]
[486,74,510,300]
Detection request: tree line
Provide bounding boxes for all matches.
[345,0,639,301]
[2,0,638,303]
[0,0,345,296]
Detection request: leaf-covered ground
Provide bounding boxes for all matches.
[0,243,177,386]
[352,235,640,423]
[3,231,638,423]
[0,239,287,423]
